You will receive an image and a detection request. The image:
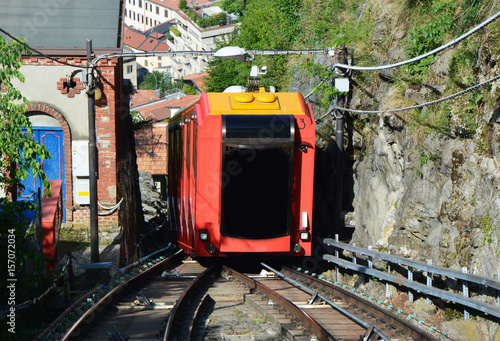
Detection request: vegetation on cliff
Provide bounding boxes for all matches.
[208,0,500,150]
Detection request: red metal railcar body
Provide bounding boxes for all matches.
[167,92,315,257]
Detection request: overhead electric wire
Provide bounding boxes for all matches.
[331,9,500,71]
[318,73,500,119]
[3,7,500,118]
[314,8,500,118]
[89,50,217,69]
[308,9,500,99]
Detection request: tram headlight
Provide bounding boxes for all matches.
[199,230,209,241]
[299,231,310,241]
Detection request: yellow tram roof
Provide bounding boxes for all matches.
[206,92,308,115]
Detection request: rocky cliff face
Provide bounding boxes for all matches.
[291,10,500,279]
[352,117,500,276]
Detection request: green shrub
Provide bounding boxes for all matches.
[169,26,180,37]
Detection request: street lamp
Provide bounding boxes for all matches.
[213,46,248,62]
[150,71,158,90]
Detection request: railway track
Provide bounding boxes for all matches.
[223,264,439,341]
[36,249,191,341]
[39,255,440,341]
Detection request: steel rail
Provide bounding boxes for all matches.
[261,263,392,341]
[163,264,219,341]
[281,267,439,341]
[223,265,333,341]
[60,249,183,340]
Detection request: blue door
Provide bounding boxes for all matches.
[19,127,66,222]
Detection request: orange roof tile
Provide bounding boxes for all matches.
[131,90,160,108]
[150,32,163,39]
[123,25,170,52]
[162,94,202,108]
[135,101,172,121]
[148,0,180,9]
[123,26,145,49]
[133,94,202,121]
[183,72,208,92]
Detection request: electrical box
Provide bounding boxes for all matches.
[72,141,89,177]
[74,178,90,205]
[73,140,90,205]
[335,77,350,92]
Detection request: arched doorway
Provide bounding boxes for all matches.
[19,109,68,222]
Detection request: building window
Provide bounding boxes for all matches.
[158,62,162,67]
[156,6,159,14]
[139,0,142,7]
[145,60,148,66]
[133,0,135,5]
[127,65,133,74]
[164,9,168,17]
[133,12,136,20]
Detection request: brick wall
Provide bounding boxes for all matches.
[22,56,125,230]
[135,122,168,175]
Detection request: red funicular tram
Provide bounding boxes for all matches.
[168,91,315,257]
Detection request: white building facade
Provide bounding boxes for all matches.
[124,0,178,31]
[124,0,236,78]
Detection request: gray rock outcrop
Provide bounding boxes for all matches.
[138,171,168,228]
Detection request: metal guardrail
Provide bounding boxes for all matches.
[323,236,500,320]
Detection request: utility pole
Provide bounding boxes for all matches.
[333,98,344,238]
[87,39,99,263]
[331,46,350,238]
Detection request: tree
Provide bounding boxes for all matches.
[0,36,50,198]
[139,71,188,95]
[182,83,199,95]
[220,0,246,17]
[204,0,301,92]
[0,35,53,341]
[139,71,163,90]
[204,55,250,92]
[179,0,187,10]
